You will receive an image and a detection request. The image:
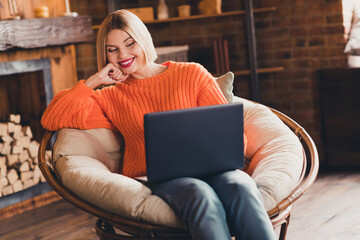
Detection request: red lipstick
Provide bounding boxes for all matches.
[119,58,135,68]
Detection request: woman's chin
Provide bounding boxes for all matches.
[121,69,135,76]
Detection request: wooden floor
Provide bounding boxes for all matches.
[1,170,360,240]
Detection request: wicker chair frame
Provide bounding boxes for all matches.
[38,103,319,240]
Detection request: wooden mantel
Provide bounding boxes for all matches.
[0,16,94,51]
[0,15,94,96]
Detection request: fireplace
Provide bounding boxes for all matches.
[0,59,54,214]
[0,59,52,141]
[0,15,94,219]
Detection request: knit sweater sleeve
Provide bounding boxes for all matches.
[41,80,115,131]
[194,64,228,106]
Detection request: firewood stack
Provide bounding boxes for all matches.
[0,114,50,197]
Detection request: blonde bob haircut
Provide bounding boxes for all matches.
[96,9,158,71]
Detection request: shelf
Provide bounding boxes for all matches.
[92,7,276,29]
[145,7,276,24]
[233,66,284,76]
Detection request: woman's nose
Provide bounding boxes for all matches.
[117,50,127,60]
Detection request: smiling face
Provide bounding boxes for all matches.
[105,29,146,75]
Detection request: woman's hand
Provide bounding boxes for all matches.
[85,63,128,89]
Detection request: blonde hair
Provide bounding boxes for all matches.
[96,9,158,71]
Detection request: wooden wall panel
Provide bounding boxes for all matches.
[50,45,78,95]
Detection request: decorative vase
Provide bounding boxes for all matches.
[157,0,169,20]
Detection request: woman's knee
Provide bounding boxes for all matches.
[151,177,224,212]
[181,178,223,207]
[210,170,261,201]
[175,179,231,239]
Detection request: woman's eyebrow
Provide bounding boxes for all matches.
[124,37,133,42]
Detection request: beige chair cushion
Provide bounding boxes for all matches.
[53,72,303,227]
[233,96,303,210]
[53,128,124,173]
[55,128,184,228]
[54,99,303,228]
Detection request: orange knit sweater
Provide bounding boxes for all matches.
[42,61,228,177]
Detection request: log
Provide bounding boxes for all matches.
[2,185,13,196]
[0,123,7,136]
[19,162,30,172]
[12,124,23,139]
[23,178,35,189]
[21,126,33,138]
[33,174,40,185]
[0,134,13,143]
[12,179,23,192]
[9,114,21,124]
[0,156,7,177]
[19,149,30,163]
[20,171,33,182]
[6,169,18,185]
[7,122,15,133]
[28,140,39,158]
[0,120,50,197]
[14,136,31,149]
[0,142,11,155]
[7,154,19,166]
[12,129,24,139]
[11,144,23,154]
[0,156,5,168]
[33,165,42,185]
[0,168,6,178]
[0,177,8,188]
[20,136,31,148]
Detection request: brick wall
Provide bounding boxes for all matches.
[72,0,348,160]
[71,0,108,80]
[252,0,347,158]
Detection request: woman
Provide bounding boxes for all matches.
[41,10,275,240]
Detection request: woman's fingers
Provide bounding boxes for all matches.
[108,64,128,82]
[85,63,128,89]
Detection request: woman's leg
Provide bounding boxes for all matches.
[150,177,231,240]
[206,170,276,240]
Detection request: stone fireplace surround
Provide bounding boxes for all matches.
[0,15,93,219]
[0,58,53,105]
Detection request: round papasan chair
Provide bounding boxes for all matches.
[38,72,319,240]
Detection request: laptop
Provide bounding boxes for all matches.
[144,103,244,183]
